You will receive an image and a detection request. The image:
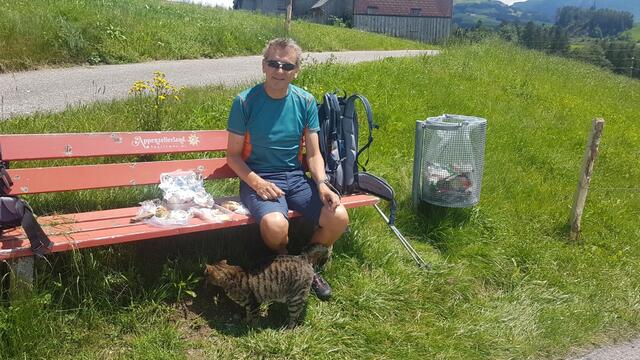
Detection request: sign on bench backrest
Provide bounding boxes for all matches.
[0,131,235,195]
[0,131,228,161]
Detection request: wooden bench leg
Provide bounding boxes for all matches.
[8,256,34,299]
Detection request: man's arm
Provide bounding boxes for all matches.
[227,131,284,200]
[305,130,340,211]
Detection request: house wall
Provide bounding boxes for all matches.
[327,1,351,19]
[236,0,450,43]
[239,0,285,14]
[240,0,256,10]
[354,0,452,18]
[238,0,352,19]
[353,14,451,43]
[294,0,320,17]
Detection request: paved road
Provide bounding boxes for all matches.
[0,50,436,120]
[570,338,640,360]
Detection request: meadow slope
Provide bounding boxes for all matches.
[0,40,639,359]
[0,0,428,73]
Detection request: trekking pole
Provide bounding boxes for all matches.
[373,204,430,270]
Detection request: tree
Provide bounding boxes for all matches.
[569,43,613,69]
[499,21,519,43]
[604,40,636,76]
[549,26,569,54]
[521,21,537,49]
[556,6,634,38]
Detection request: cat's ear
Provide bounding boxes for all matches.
[220,259,227,265]
[204,264,213,274]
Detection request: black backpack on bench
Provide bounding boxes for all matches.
[317,91,398,225]
[0,146,52,257]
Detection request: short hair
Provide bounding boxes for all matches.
[262,38,303,66]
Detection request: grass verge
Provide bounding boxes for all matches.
[0,0,429,73]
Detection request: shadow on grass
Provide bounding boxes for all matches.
[186,281,306,337]
[402,200,474,254]
[16,218,317,335]
[134,219,316,336]
[554,221,582,245]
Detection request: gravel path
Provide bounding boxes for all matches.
[0,50,436,119]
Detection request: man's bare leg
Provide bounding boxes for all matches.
[310,205,349,247]
[260,212,289,254]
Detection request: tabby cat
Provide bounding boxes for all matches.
[204,244,329,329]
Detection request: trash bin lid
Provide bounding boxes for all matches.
[424,114,486,130]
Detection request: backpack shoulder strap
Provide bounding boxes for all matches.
[343,94,377,170]
[318,92,346,190]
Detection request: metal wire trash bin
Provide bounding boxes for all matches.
[412,114,487,208]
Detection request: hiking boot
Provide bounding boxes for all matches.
[311,272,332,301]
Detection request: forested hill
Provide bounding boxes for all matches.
[453,0,639,29]
[453,0,547,28]
[512,0,640,22]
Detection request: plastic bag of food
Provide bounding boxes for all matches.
[159,170,214,210]
[131,199,190,226]
[147,209,190,227]
[219,200,250,215]
[190,207,232,223]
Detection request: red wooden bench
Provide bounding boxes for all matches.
[0,130,379,285]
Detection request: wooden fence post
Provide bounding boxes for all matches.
[285,0,292,34]
[569,118,605,241]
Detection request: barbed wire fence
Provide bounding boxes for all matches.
[450,31,640,79]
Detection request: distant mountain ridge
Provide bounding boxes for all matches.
[453,0,639,29]
[513,0,640,22]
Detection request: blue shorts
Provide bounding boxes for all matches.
[240,170,323,226]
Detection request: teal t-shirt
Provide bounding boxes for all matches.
[227,84,319,173]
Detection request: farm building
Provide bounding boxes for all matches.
[233,0,349,20]
[233,0,452,43]
[353,0,452,43]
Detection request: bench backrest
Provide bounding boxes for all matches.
[0,131,235,196]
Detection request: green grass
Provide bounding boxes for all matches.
[1,39,640,359]
[0,0,429,73]
[624,24,640,41]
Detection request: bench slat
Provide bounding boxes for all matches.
[0,194,380,259]
[6,158,235,195]
[0,131,228,161]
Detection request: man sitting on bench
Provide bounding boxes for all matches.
[226,38,347,301]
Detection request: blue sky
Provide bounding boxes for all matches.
[177,0,528,9]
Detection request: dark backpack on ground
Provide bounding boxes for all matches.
[317,91,398,225]
[1,146,52,257]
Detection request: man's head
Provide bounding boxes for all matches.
[261,38,302,98]
[262,38,302,67]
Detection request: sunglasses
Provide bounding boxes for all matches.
[265,60,297,71]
